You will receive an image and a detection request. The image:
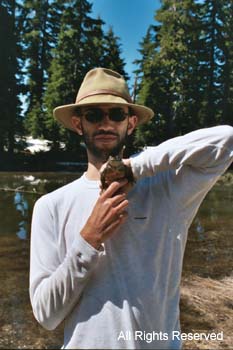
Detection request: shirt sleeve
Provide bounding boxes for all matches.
[29,196,103,331]
[130,125,233,179]
[130,125,233,224]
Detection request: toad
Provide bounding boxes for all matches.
[100,155,135,191]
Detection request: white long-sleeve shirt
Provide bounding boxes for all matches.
[30,126,233,349]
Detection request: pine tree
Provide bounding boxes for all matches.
[215,0,233,125]
[198,0,224,126]
[158,0,206,132]
[0,1,22,154]
[22,0,63,137]
[134,0,209,148]
[44,0,100,151]
[135,0,233,150]
[44,0,127,154]
[134,25,166,147]
[102,27,127,78]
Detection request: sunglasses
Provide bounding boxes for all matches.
[82,107,129,124]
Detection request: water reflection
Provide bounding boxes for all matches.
[183,182,233,278]
[194,218,205,240]
[14,192,29,240]
[0,172,79,237]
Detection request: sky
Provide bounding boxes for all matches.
[91,0,161,88]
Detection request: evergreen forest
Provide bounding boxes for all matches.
[1,0,233,169]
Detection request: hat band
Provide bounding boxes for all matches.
[76,89,133,104]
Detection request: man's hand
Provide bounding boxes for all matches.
[80,179,129,250]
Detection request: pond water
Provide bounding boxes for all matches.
[0,172,232,349]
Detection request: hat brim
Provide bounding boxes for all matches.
[53,94,154,131]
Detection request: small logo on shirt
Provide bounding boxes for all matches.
[134,216,147,220]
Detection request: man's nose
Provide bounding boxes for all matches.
[98,113,112,126]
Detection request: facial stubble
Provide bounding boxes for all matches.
[81,122,129,162]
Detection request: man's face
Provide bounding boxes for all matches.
[71,104,137,162]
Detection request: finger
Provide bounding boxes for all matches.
[102,211,128,238]
[107,199,129,220]
[101,179,128,198]
[115,199,129,213]
[111,193,127,207]
[102,199,128,227]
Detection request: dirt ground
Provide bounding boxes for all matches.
[1,271,232,349]
[180,275,233,349]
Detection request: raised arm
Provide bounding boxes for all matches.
[130,125,233,179]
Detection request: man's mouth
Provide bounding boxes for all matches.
[94,134,118,142]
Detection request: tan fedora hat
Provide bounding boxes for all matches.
[53,67,154,131]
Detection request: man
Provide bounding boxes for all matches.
[30,67,233,349]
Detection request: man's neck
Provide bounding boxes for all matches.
[85,161,103,181]
[85,150,107,180]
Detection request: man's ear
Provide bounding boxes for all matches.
[71,116,83,135]
[127,115,138,136]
